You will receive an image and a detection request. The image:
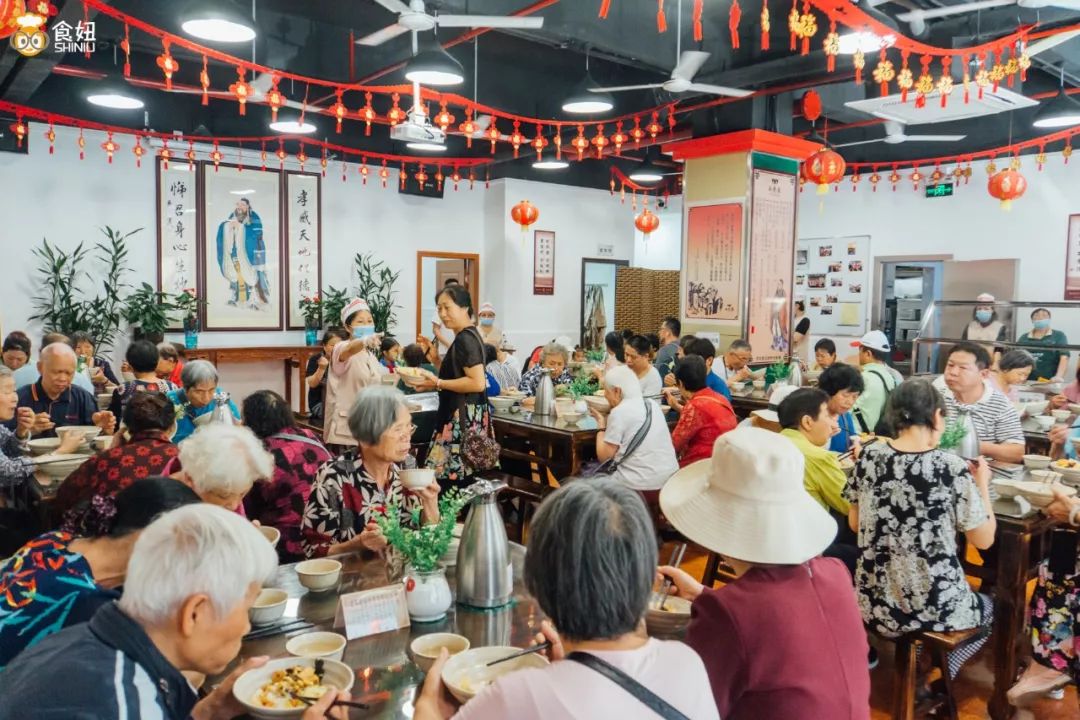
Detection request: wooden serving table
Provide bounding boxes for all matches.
[492,410,599,482]
[727,388,770,420]
[186,346,322,416]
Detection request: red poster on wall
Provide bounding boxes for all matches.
[683,202,743,321]
[533,230,555,295]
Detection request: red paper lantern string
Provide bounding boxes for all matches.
[729,0,741,49]
[156,38,178,90]
[200,55,209,106]
[159,139,171,169]
[100,132,119,164]
[230,67,253,116]
[761,0,770,50]
[121,22,130,77]
[657,0,667,32]
[44,121,55,154]
[694,0,704,41]
[486,117,500,154]
[266,75,285,123]
[132,134,144,167]
[210,141,222,171]
[77,127,85,160]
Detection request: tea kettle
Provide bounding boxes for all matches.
[456,478,513,609]
[955,409,981,460]
[210,391,235,425]
[533,369,556,416]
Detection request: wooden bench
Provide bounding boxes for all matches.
[891,627,982,720]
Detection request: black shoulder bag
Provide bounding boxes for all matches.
[568,651,691,720]
[591,400,654,476]
[852,369,894,434]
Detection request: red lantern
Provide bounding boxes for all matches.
[635,208,661,236]
[0,0,26,40]
[509,120,525,158]
[9,118,25,148]
[209,142,223,171]
[359,92,377,136]
[434,102,455,132]
[646,112,663,139]
[266,76,286,123]
[100,132,119,164]
[987,168,1027,211]
[510,200,539,235]
[571,125,589,161]
[459,108,477,148]
[328,90,347,133]
[156,40,179,91]
[801,148,846,194]
[387,93,406,126]
[592,124,609,159]
[486,118,501,154]
[531,126,548,160]
[132,135,145,167]
[611,121,627,155]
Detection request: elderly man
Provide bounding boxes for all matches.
[712,338,756,384]
[13,332,95,393]
[937,341,1025,464]
[0,504,349,720]
[7,342,114,438]
[167,360,239,443]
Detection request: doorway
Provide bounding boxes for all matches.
[581,258,628,350]
[416,251,480,340]
[879,261,943,369]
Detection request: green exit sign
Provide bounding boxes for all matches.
[925,182,954,198]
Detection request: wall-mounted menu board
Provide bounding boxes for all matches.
[795,235,870,336]
[746,169,797,364]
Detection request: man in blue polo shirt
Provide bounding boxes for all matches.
[7,343,115,438]
[12,332,96,393]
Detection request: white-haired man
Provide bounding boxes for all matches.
[0,504,349,719]
[7,341,114,438]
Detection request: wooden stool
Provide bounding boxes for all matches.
[891,627,981,720]
[482,471,555,543]
[700,550,740,587]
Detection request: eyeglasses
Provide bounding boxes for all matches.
[391,423,417,438]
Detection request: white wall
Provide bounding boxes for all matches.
[633,197,683,271]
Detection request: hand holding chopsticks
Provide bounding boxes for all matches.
[486,641,553,667]
[653,543,687,611]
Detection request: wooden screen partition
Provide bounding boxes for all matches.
[614,268,680,335]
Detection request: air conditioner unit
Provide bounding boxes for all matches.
[844,86,1038,126]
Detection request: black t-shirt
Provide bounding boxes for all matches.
[437,327,486,425]
[306,354,326,412]
[795,317,811,335]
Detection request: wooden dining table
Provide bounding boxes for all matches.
[491,409,599,482]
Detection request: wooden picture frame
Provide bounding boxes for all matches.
[156,157,201,330]
[199,163,284,331]
[533,230,555,296]
[284,171,322,329]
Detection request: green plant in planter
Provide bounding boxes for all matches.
[320,286,349,330]
[938,420,969,451]
[299,293,324,328]
[125,283,175,341]
[174,289,205,331]
[30,226,135,349]
[353,253,401,334]
[567,372,599,400]
[376,489,469,573]
[585,349,606,364]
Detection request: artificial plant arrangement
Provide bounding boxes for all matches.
[567,372,599,400]
[585,349,607,364]
[376,488,469,573]
[299,293,324,329]
[353,252,401,334]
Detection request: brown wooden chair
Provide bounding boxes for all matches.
[700,550,740,587]
[890,627,981,720]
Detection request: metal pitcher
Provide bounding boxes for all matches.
[210,391,235,425]
[788,358,803,388]
[533,369,556,416]
[955,409,981,460]
[456,478,513,609]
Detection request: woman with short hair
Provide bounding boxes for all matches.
[992,348,1035,401]
[302,386,440,558]
[323,298,384,449]
[242,390,332,562]
[415,479,718,720]
[818,363,865,453]
[166,359,239,443]
[155,341,183,386]
[1,332,30,371]
[669,355,737,467]
[177,424,274,511]
[71,331,118,390]
[108,340,175,420]
[518,342,572,398]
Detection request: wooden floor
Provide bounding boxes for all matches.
[663,542,1080,720]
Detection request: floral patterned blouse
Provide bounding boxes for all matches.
[0,532,118,668]
[842,443,988,638]
[517,365,573,397]
[244,428,332,563]
[300,450,422,558]
[0,425,33,489]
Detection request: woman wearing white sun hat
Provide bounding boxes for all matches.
[657,427,871,719]
[323,297,384,449]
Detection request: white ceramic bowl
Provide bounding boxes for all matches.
[285,632,347,662]
[26,438,62,456]
[489,396,517,413]
[400,468,436,491]
[560,412,584,425]
[58,425,102,443]
[96,393,113,411]
[295,559,342,594]
[1032,415,1055,432]
[1053,409,1072,422]
[729,381,747,393]
[582,395,611,415]
[36,453,92,481]
[248,588,289,626]
[259,526,281,549]
[442,646,549,704]
[995,479,1076,508]
[93,436,111,452]
[752,379,766,390]
[1023,454,1052,470]
[1068,404,1080,417]
[1030,469,1064,484]
[1024,400,1050,417]
[645,595,693,636]
[232,657,354,719]
[1054,457,1080,483]
[410,632,470,672]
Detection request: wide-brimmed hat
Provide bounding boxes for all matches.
[750,383,800,424]
[340,297,370,326]
[660,427,837,565]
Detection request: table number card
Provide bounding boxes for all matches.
[333,584,410,640]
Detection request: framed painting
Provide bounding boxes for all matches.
[284,171,322,329]
[200,164,283,330]
[533,230,555,295]
[156,158,200,329]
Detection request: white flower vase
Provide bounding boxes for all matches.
[404,566,452,622]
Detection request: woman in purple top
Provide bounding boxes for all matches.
[658,427,871,720]
[241,390,332,562]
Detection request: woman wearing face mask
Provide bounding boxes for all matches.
[477,302,503,347]
[961,293,1007,362]
[323,298,384,451]
[1019,307,1070,383]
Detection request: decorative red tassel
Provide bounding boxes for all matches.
[1006,45,1015,88]
[729,0,741,49]
[761,0,770,50]
[121,23,130,77]
[800,1,811,56]
[599,0,611,17]
[657,0,667,32]
[200,55,209,106]
[789,0,798,51]
[694,0,704,41]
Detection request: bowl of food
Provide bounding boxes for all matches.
[752,379,766,390]
[259,525,281,549]
[232,657,354,719]
[294,559,342,594]
[560,412,584,426]
[26,438,62,456]
[410,632,470,672]
[1032,415,1055,432]
[1030,469,1064,484]
[396,367,427,386]
[489,396,517,414]
[400,468,435,491]
[442,646,549,704]
[248,588,289,626]
[1023,454,1053,470]
[1053,409,1072,423]
[34,453,91,482]
[994,479,1076,508]
[58,425,102,444]
[729,381,746,393]
[644,595,693,636]
[93,436,111,452]
[1054,457,1080,483]
[285,632,347,662]
[582,395,610,415]
[1024,400,1050,417]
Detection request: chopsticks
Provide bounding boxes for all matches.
[653,543,687,611]
[486,642,552,667]
[291,694,370,710]
[243,619,313,641]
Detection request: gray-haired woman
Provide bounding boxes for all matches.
[518,342,573,401]
[415,479,718,720]
[166,359,238,443]
[301,386,440,558]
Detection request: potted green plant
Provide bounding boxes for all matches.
[320,286,349,330]
[353,252,401,334]
[174,289,205,350]
[124,283,174,344]
[299,294,323,346]
[376,488,468,622]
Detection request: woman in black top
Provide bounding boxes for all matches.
[305,328,349,421]
[408,285,494,485]
[792,301,811,365]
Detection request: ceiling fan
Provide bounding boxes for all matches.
[590,50,752,98]
[832,120,965,148]
[130,72,307,111]
[356,0,544,46]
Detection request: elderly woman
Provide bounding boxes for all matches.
[56,392,179,522]
[477,302,503,347]
[818,363,864,453]
[518,342,573,399]
[666,355,736,467]
[657,428,871,718]
[108,340,175,420]
[71,331,118,390]
[0,504,351,719]
[0,366,80,491]
[587,365,678,491]
[1,332,30,371]
[302,386,440,558]
[323,297,384,449]
[242,390,331,562]
[0,477,199,668]
[416,479,718,720]
[177,424,273,511]
[166,359,238,443]
[155,341,184,386]
[991,348,1035,402]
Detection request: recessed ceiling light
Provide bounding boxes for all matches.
[406,142,447,152]
[86,92,144,110]
[836,31,895,55]
[269,119,317,134]
[564,74,614,115]
[628,169,664,183]
[533,160,569,170]
[180,3,257,43]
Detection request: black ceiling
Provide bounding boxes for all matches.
[2,0,1079,188]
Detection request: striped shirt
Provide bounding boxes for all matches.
[938,380,1025,446]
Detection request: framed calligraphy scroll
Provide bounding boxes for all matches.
[199,164,283,331]
[284,172,322,329]
[533,230,555,295]
[1065,215,1080,300]
[747,169,797,364]
[682,202,743,322]
[157,158,200,329]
